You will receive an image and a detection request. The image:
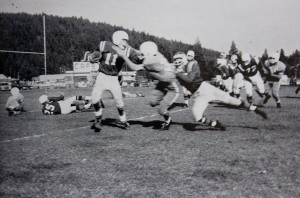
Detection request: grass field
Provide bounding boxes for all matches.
[0,85,299,198]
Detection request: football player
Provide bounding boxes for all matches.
[173,51,191,108]
[217,58,234,96]
[174,51,267,131]
[39,94,92,115]
[238,53,268,105]
[84,30,142,132]
[263,52,286,108]
[113,41,179,130]
[228,54,244,99]
[5,87,25,116]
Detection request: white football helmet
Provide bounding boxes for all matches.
[10,87,20,97]
[268,52,280,64]
[241,53,251,65]
[112,30,129,47]
[140,41,158,57]
[220,52,227,58]
[39,95,48,104]
[230,54,238,63]
[173,52,188,67]
[187,50,195,61]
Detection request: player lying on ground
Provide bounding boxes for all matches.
[174,51,268,131]
[38,94,92,115]
[113,41,180,130]
[5,87,25,116]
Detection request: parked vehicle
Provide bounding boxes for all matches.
[0,82,12,91]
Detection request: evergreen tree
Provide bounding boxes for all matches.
[228,41,238,55]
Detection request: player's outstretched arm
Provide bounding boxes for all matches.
[113,46,145,71]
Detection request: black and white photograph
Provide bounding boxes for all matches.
[0,0,299,197]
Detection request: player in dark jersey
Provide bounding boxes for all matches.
[85,30,142,132]
[39,94,91,115]
[238,53,268,105]
[113,41,179,131]
[174,52,267,131]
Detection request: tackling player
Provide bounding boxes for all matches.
[113,41,179,130]
[84,30,141,132]
[174,52,267,130]
[263,52,286,108]
[39,94,92,115]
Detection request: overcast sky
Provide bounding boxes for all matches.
[1,0,299,56]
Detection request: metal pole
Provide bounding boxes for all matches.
[43,15,47,93]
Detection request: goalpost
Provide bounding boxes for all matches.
[0,15,47,92]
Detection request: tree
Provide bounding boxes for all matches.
[228,41,238,55]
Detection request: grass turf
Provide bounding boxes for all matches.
[0,85,299,197]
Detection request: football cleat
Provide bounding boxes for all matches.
[7,109,14,116]
[91,121,102,132]
[116,121,130,129]
[254,108,268,119]
[263,94,271,104]
[276,102,281,108]
[159,122,171,131]
[211,120,226,131]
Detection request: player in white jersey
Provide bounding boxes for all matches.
[5,87,25,116]
[228,54,244,99]
[113,41,179,130]
[174,52,267,130]
[263,52,286,108]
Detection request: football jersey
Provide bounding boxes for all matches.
[264,60,286,81]
[42,101,61,115]
[142,53,176,82]
[97,41,141,76]
[238,58,259,77]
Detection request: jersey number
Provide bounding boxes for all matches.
[44,104,55,115]
[105,53,118,66]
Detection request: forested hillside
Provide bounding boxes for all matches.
[1,13,299,81]
[0,13,220,80]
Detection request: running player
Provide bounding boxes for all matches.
[113,41,179,130]
[85,30,141,132]
[263,52,286,108]
[238,53,268,105]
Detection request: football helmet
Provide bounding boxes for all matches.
[230,54,238,63]
[140,41,158,57]
[173,52,188,67]
[187,50,195,61]
[220,52,227,58]
[241,53,251,65]
[112,30,129,47]
[39,95,48,104]
[268,52,280,64]
[10,87,20,97]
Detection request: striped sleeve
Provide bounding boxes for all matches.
[99,41,106,52]
[125,47,131,58]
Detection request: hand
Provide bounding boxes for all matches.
[112,46,126,58]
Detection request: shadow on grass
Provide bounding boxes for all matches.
[283,96,300,99]
[89,118,259,131]
[128,120,224,131]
